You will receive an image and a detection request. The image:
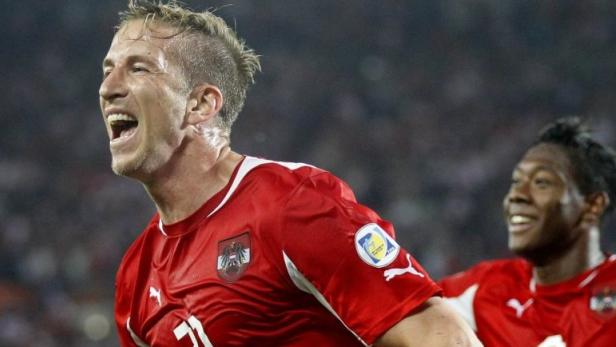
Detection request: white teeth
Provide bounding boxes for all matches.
[510,215,532,224]
[107,113,136,124]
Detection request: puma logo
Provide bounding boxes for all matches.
[149,286,162,306]
[506,298,533,318]
[384,254,425,281]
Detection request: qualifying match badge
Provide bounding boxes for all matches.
[355,223,400,268]
[217,232,251,282]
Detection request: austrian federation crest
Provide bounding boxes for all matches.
[217,232,251,282]
[590,286,616,319]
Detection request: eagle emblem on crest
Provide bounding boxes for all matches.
[217,232,251,282]
[590,286,616,319]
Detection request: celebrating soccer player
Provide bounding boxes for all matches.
[440,117,616,347]
[99,1,480,346]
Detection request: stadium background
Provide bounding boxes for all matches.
[1,1,615,345]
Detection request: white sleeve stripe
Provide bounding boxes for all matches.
[443,284,479,331]
[282,251,370,347]
[126,318,150,347]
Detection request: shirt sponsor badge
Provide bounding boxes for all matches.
[217,232,251,282]
[354,223,400,268]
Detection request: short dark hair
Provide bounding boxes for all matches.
[118,0,261,132]
[534,117,616,214]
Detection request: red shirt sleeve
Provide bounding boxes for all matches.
[278,171,441,344]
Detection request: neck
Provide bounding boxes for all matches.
[143,144,243,224]
[532,226,604,285]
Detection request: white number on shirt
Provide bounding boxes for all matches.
[173,315,213,347]
[538,335,566,347]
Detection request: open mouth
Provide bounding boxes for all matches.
[507,214,537,233]
[108,113,138,140]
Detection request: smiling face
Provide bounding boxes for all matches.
[503,143,587,263]
[99,19,189,181]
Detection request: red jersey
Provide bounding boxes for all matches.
[439,256,616,347]
[115,156,441,347]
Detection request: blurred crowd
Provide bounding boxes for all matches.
[1,1,615,346]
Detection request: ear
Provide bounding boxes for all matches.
[581,192,610,226]
[186,84,224,126]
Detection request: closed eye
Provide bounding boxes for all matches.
[534,178,553,188]
[131,66,148,73]
[102,68,112,81]
[510,176,522,188]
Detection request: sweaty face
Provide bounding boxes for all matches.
[99,19,188,180]
[503,143,586,263]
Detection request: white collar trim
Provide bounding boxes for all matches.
[158,156,311,236]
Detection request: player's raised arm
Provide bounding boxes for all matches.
[375,297,482,347]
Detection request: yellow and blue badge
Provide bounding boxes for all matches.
[354,223,400,268]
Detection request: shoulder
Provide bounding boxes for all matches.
[440,258,530,296]
[594,254,616,282]
[603,254,616,271]
[242,156,356,203]
[439,258,530,332]
[241,156,323,189]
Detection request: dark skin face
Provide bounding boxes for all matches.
[503,143,587,265]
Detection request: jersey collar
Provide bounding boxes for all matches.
[157,157,245,237]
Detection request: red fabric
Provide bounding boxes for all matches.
[440,256,616,347]
[115,157,440,347]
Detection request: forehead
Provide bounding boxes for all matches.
[103,19,181,64]
[517,143,573,176]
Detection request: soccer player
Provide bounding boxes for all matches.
[440,117,616,347]
[99,1,480,346]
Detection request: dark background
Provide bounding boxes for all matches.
[1,1,615,345]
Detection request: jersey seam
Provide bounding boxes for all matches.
[279,170,350,291]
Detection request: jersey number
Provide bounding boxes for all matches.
[538,335,566,347]
[174,315,213,347]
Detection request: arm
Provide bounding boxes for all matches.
[375,297,482,347]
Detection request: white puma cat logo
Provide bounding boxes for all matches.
[384,254,424,281]
[506,298,533,318]
[149,286,162,306]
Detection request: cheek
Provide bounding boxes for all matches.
[151,82,186,119]
[560,202,583,226]
[559,189,585,223]
[137,81,183,122]
[534,196,564,227]
[540,202,581,242]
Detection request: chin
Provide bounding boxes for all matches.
[509,239,533,256]
[111,156,144,178]
[112,163,136,177]
[112,150,169,182]
[508,236,525,252]
[510,243,554,265]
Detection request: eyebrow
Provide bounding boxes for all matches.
[102,54,159,69]
[513,164,569,184]
[102,58,113,69]
[515,164,556,173]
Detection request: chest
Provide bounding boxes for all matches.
[117,221,357,346]
[473,280,615,347]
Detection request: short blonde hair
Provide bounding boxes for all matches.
[119,0,261,131]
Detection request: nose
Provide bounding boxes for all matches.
[99,68,128,102]
[506,180,531,204]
